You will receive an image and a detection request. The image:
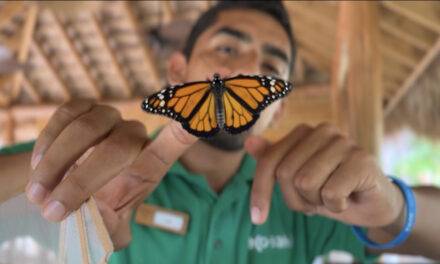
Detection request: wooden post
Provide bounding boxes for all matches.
[331,2,383,157]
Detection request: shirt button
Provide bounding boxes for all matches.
[214,239,223,250]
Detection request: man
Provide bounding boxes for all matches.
[1,1,440,263]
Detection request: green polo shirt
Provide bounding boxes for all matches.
[1,142,375,264]
[110,155,375,264]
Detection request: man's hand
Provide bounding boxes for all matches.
[246,123,404,228]
[26,100,196,249]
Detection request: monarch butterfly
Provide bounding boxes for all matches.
[141,73,293,138]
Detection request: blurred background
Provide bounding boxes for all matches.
[0,1,439,263]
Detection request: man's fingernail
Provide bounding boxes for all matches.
[251,206,262,224]
[31,154,42,170]
[26,183,48,204]
[43,200,67,222]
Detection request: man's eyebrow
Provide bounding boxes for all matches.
[214,27,251,42]
[263,44,289,64]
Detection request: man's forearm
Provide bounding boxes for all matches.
[368,186,440,260]
[0,152,31,203]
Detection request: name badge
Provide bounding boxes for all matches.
[135,204,189,235]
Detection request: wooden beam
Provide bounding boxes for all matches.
[92,14,131,98]
[298,47,331,72]
[0,3,36,107]
[384,37,440,117]
[286,3,336,35]
[4,98,169,135]
[380,19,431,51]
[383,84,399,101]
[6,99,143,119]
[292,22,335,57]
[0,1,24,29]
[22,74,41,103]
[382,74,403,92]
[293,25,334,61]
[383,79,401,93]
[31,40,71,101]
[382,1,440,34]
[123,2,161,89]
[285,1,339,22]
[11,4,38,100]
[161,1,175,24]
[383,60,411,81]
[52,12,102,99]
[331,2,383,156]
[382,32,423,64]
[381,45,418,69]
[3,111,15,145]
[0,75,12,107]
[265,85,332,140]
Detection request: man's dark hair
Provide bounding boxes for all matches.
[182,0,296,77]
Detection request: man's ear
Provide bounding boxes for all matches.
[167,52,188,85]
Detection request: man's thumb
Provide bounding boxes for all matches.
[244,135,271,159]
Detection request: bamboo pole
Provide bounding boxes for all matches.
[331,2,383,156]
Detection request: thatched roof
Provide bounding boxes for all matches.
[0,1,439,144]
[387,55,440,140]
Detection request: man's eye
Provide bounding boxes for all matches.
[216,45,236,56]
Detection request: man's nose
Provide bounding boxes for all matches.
[210,66,258,80]
[216,67,233,79]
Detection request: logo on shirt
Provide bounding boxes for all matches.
[248,234,293,253]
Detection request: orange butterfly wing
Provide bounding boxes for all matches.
[222,90,257,134]
[142,81,220,137]
[142,75,293,137]
[222,75,293,134]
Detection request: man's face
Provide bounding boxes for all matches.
[171,9,292,150]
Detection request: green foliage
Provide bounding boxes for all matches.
[393,137,440,186]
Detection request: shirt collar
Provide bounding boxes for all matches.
[167,153,257,186]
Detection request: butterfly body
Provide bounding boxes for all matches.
[142,74,293,138]
[211,73,226,129]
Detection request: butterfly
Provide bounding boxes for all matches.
[141,73,293,138]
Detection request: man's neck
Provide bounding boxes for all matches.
[179,140,246,193]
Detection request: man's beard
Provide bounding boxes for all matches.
[201,130,250,151]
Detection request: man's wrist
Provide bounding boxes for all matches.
[354,176,416,249]
[380,181,406,235]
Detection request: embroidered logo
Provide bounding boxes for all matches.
[248,234,293,253]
